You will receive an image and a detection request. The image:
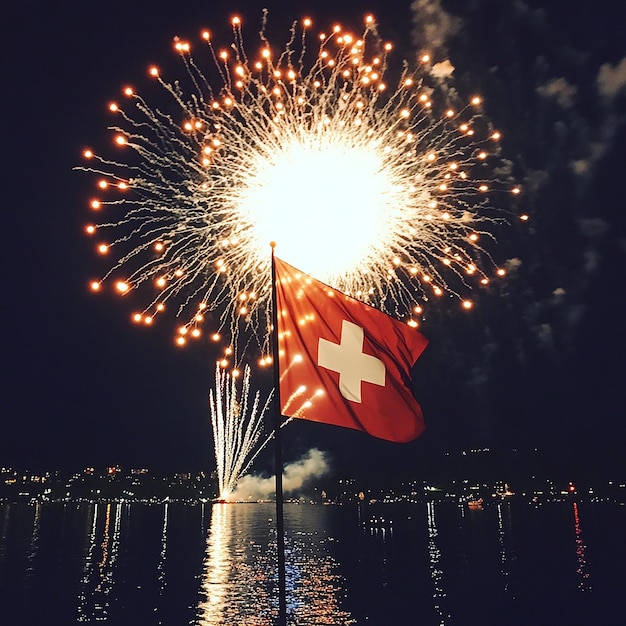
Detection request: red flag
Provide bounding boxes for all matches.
[274,257,428,443]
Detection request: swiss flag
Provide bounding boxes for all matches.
[274,257,428,443]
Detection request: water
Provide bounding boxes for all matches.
[0,499,623,625]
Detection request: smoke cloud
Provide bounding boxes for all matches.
[410,0,461,59]
[536,77,578,109]
[430,60,455,80]
[228,448,330,501]
[597,57,626,102]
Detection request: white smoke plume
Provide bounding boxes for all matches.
[597,57,626,102]
[430,60,455,80]
[228,448,330,502]
[410,0,461,59]
[536,77,578,109]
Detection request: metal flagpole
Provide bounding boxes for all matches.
[270,242,287,626]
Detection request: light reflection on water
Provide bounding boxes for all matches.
[496,501,517,596]
[24,501,40,589]
[0,499,622,625]
[197,504,231,623]
[285,527,356,625]
[572,502,591,592]
[427,501,450,625]
[196,503,355,625]
[197,503,273,624]
[77,502,124,622]
[158,502,169,595]
[0,504,9,568]
[77,502,100,621]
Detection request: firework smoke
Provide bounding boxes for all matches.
[227,448,330,502]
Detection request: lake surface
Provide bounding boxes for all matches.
[0,499,623,625]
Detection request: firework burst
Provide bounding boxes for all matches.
[80,12,520,362]
[209,364,273,500]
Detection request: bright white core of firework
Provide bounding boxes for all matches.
[239,136,400,282]
[81,15,521,354]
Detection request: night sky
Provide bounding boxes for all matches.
[3,1,626,476]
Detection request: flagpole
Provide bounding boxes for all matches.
[270,242,287,626]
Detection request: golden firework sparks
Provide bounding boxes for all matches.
[80,13,520,359]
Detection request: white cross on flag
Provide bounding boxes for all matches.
[275,257,428,443]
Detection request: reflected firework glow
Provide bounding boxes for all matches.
[80,12,520,358]
[197,503,278,625]
[197,504,232,623]
[0,501,621,623]
[197,503,355,625]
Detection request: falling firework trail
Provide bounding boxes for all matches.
[209,364,273,499]
[80,12,522,364]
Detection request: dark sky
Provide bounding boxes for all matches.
[3,1,626,475]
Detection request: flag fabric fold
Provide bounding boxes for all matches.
[274,257,428,443]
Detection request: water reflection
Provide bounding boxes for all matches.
[158,502,169,595]
[363,513,394,540]
[496,502,517,596]
[197,503,235,623]
[196,504,355,626]
[77,502,123,622]
[427,502,450,625]
[77,503,99,621]
[286,529,355,625]
[572,502,591,592]
[24,502,41,589]
[0,499,618,624]
[0,504,10,576]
